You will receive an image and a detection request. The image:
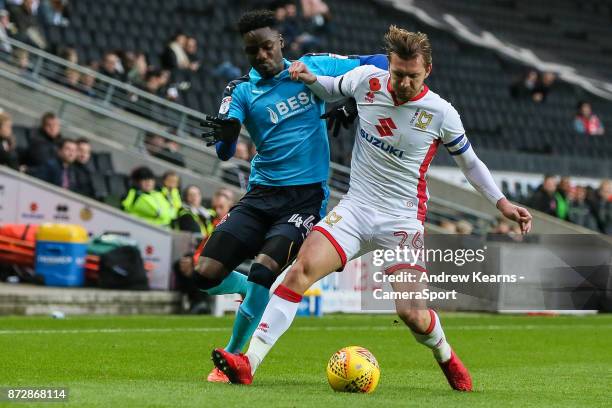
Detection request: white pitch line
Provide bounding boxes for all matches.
[0,324,610,335]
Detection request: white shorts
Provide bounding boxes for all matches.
[312,196,426,273]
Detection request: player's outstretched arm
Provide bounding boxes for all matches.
[451,142,532,234]
[288,61,345,103]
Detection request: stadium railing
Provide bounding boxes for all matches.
[1,37,205,138]
[0,37,226,178]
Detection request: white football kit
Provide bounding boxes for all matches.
[308,65,504,270]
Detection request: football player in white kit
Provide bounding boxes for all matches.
[212,26,533,391]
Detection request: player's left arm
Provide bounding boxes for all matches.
[442,106,532,234]
[289,62,374,103]
[299,53,388,77]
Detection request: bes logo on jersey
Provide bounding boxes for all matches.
[267,91,315,124]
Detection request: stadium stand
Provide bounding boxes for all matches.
[1,0,606,176]
[425,0,612,82]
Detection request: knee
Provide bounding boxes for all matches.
[248,262,278,289]
[283,259,314,293]
[397,308,429,331]
[193,257,227,290]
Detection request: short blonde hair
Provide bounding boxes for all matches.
[384,25,432,67]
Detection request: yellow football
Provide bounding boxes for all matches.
[326,346,380,393]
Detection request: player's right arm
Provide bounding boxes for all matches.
[202,76,249,161]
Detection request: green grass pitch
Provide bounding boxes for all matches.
[0,313,610,407]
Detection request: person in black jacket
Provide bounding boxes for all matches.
[24,112,62,168]
[73,137,95,197]
[34,138,79,191]
[0,112,19,170]
[529,175,558,217]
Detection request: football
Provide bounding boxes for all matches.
[326,346,380,393]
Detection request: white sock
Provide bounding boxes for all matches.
[245,284,302,374]
[411,309,452,363]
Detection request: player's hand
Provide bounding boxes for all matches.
[496,198,532,234]
[321,98,358,138]
[288,61,316,84]
[201,115,241,147]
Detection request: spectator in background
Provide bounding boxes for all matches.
[141,69,166,97]
[488,217,524,242]
[174,185,215,238]
[568,185,598,231]
[278,1,319,57]
[39,0,69,27]
[488,217,511,241]
[121,166,173,227]
[34,138,79,191]
[24,111,61,168]
[221,140,251,190]
[0,111,19,170]
[234,140,251,162]
[532,71,555,103]
[438,219,457,234]
[212,60,241,82]
[528,174,558,217]
[555,176,572,221]
[143,131,186,167]
[79,61,97,97]
[456,220,474,235]
[11,0,46,49]
[144,131,166,156]
[275,1,300,49]
[161,170,182,218]
[160,31,190,71]
[185,36,200,71]
[593,179,612,234]
[0,9,17,55]
[73,137,94,197]
[126,52,148,88]
[574,101,604,136]
[6,0,40,13]
[301,0,331,31]
[510,69,538,100]
[211,187,234,226]
[99,51,124,81]
[57,45,77,63]
[62,68,80,91]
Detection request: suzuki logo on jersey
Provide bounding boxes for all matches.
[359,128,405,158]
[267,91,315,124]
[375,117,397,137]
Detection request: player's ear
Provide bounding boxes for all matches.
[424,64,432,79]
[279,35,285,49]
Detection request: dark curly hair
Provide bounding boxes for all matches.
[238,10,278,36]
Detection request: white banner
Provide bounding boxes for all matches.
[0,175,19,223]
[0,168,172,289]
[319,252,394,313]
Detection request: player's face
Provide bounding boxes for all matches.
[388,53,431,101]
[243,27,284,78]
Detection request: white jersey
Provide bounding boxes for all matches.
[328,65,470,222]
